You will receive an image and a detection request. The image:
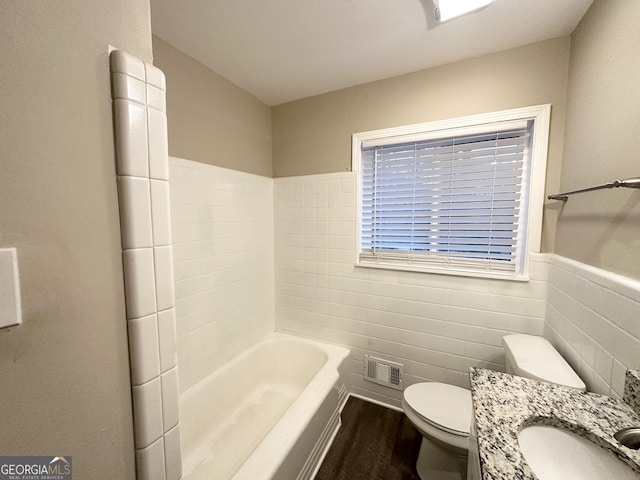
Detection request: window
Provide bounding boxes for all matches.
[353,105,550,280]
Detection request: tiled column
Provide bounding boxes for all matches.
[110,50,182,480]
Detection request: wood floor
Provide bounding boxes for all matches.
[315,396,422,480]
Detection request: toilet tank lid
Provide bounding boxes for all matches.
[502,334,586,391]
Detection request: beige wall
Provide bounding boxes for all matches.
[0,2,152,478]
[152,36,273,177]
[272,37,572,252]
[554,0,640,281]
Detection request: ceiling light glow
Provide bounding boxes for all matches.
[433,0,493,22]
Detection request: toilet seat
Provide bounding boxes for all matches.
[403,382,472,437]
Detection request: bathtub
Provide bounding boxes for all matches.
[180,333,350,480]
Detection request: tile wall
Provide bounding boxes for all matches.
[169,157,274,393]
[110,51,181,480]
[545,254,640,398]
[161,160,640,412]
[273,172,548,407]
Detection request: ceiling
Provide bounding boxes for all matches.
[150,0,593,106]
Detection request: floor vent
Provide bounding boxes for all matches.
[363,355,403,390]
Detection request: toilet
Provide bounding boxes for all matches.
[402,334,585,480]
[403,382,471,480]
[502,334,586,391]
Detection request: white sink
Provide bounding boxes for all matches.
[518,425,640,479]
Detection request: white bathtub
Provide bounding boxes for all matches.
[180,333,350,480]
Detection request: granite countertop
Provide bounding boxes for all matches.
[469,367,640,479]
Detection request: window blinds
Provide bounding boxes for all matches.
[360,123,531,275]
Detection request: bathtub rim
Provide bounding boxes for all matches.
[179,331,348,404]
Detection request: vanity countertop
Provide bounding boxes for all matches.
[469,367,640,479]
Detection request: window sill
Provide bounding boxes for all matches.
[355,259,530,282]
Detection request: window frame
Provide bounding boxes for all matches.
[352,104,551,281]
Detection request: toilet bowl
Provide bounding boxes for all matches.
[402,334,586,480]
[402,382,471,480]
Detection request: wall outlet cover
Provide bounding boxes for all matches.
[0,248,22,328]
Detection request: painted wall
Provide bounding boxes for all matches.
[0,1,152,479]
[272,37,571,252]
[152,36,273,177]
[170,157,275,393]
[554,0,640,281]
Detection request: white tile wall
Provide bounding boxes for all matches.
[151,180,173,246]
[163,424,183,480]
[117,176,153,249]
[114,99,149,178]
[132,377,164,448]
[158,308,178,374]
[544,254,640,398]
[169,157,275,393]
[127,313,160,385]
[122,248,157,319]
[154,245,176,312]
[273,172,549,407]
[136,438,166,480]
[161,367,181,430]
[110,50,181,480]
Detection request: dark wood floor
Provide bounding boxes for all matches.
[315,396,422,480]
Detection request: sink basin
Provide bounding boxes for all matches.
[616,427,640,450]
[518,425,640,479]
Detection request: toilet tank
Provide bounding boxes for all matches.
[502,334,586,391]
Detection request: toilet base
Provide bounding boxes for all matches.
[415,436,468,480]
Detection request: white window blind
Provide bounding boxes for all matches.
[359,121,533,276]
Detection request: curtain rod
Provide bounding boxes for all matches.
[547,177,640,202]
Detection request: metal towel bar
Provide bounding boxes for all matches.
[547,177,640,202]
